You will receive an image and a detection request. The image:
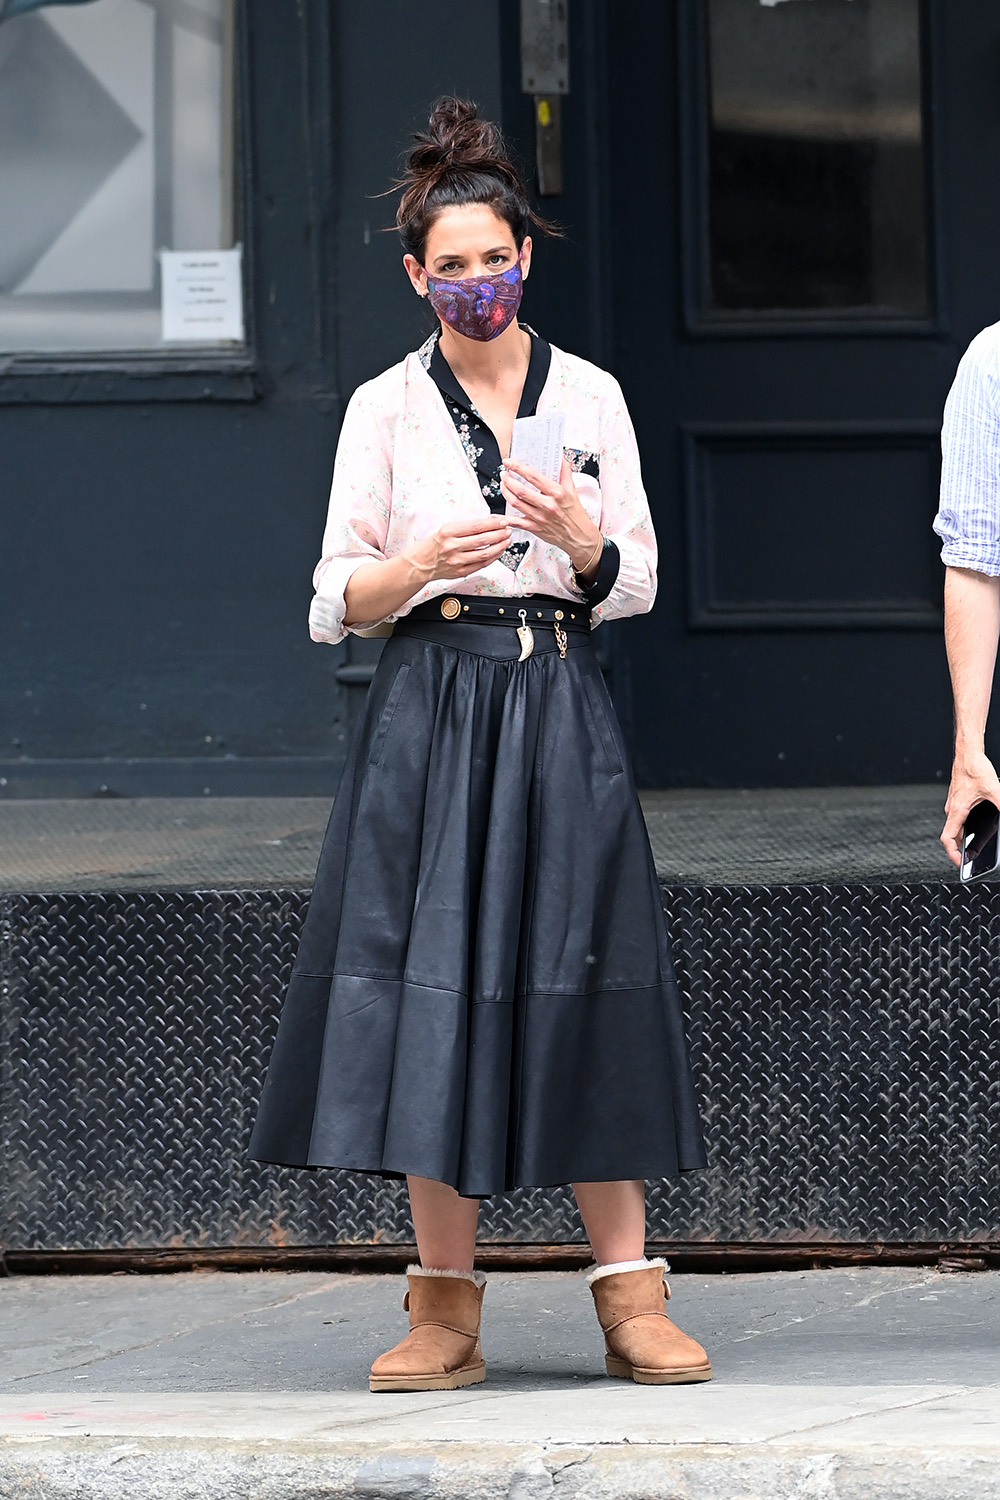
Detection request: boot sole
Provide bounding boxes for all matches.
[606,1355,713,1385]
[369,1361,486,1393]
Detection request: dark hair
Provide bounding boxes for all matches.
[395,96,559,263]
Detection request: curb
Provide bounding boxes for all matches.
[2,1439,999,1500]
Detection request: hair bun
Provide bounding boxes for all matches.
[394,95,559,264]
[407,96,508,180]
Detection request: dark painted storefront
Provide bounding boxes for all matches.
[3,0,1000,796]
[4,1,1000,1265]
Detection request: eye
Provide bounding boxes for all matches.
[488,253,510,266]
[438,261,462,275]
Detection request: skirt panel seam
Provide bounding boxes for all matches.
[291,972,677,998]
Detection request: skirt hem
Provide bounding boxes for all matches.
[246,1150,709,1199]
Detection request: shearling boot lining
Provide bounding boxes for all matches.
[586,1257,669,1286]
[405,1264,487,1288]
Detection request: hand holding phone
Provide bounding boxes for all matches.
[959,799,1000,883]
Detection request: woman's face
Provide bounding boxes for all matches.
[404,203,532,298]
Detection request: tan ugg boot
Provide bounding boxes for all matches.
[369,1266,487,1393]
[588,1258,712,1385]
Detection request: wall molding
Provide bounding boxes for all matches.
[682,420,943,631]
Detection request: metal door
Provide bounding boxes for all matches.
[607,0,1000,786]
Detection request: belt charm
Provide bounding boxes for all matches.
[516,608,534,661]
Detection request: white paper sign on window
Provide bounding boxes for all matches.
[160,247,244,343]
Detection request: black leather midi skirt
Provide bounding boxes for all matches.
[250,600,707,1197]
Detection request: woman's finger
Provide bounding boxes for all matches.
[503,489,551,525]
[503,507,542,533]
[449,541,507,563]
[502,460,560,498]
[443,519,509,543]
[464,532,510,550]
[502,456,546,483]
[499,499,543,532]
[508,499,558,529]
[449,550,507,572]
[452,550,509,575]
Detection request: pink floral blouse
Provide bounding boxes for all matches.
[308,336,657,644]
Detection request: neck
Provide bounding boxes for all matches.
[437,320,531,385]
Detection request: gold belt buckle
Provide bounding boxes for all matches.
[440,597,462,620]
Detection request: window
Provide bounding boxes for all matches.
[0,0,239,355]
[702,0,928,319]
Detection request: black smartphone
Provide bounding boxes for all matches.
[959,799,1000,883]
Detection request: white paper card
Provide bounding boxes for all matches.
[160,248,244,343]
[509,411,566,483]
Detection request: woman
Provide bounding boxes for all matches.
[251,98,710,1392]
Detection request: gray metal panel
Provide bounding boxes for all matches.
[1,884,997,1250]
[521,0,569,94]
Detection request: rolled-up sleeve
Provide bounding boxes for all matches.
[934,329,1000,576]
[591,377,657,624]
[308,387,393,644]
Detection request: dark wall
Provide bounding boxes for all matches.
[332,6,502,388]
[0,0,504,797]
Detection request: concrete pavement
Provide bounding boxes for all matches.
[0,1266,997,1497]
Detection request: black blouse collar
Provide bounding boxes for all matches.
[425,329,553,514]
[428,328,552,424]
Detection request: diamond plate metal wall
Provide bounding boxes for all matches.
[1,884,998,1250]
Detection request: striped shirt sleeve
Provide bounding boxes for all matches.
[934,325,1000,576]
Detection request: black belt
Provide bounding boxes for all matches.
[399,594,591,661]
[407,594,591,631]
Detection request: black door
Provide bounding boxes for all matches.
[607,0,999,787]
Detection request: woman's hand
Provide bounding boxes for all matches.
[343,515,511,627]
[407,514,512,582]
[501,456,602,576]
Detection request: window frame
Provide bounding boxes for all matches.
[676,0,945,340]
[0,0,258,404]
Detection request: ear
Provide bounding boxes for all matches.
[519,235,533,282]
[403,254,428,297]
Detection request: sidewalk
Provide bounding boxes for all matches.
[0,1267,997,1498]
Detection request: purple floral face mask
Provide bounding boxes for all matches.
[423,259,523,342]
